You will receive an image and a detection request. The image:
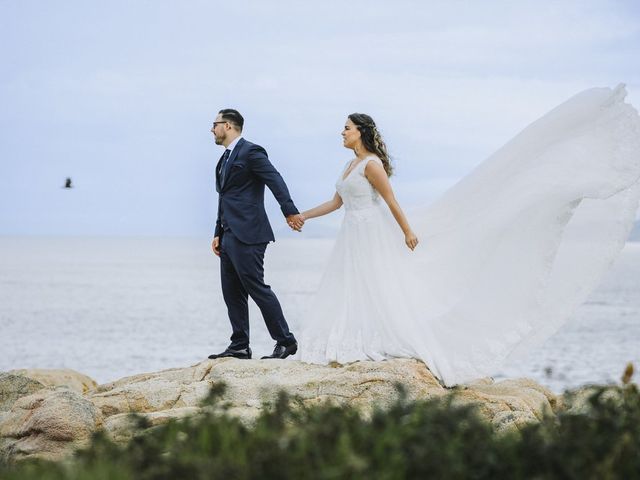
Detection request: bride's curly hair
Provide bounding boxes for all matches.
[348,113,393,177]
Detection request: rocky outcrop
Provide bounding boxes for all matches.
[0,373,46,413]
[8,369,98,395]
[0,389,102,461]
[0,358,562,462]
[89,359,448,423]
[449,377,558,433]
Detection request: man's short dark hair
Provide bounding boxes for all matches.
[218,109,244,131]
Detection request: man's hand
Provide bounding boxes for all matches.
[212,236,221,256]
[286,214,305,232]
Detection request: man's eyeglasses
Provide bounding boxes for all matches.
[212,121,228,128]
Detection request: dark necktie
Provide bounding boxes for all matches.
[219,149,231,184]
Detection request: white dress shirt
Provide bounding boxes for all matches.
[225,135,243,155]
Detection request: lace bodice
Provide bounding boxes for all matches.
[336,156,383,211]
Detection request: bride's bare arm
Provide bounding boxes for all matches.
[365,161,419,251]
[301,192,343,220]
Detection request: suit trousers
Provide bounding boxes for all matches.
[220,229,296,349]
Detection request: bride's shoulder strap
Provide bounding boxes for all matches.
[365,155,384,168]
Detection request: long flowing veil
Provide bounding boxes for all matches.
[408,84,640,385]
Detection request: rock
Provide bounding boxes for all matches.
[202,358,446,422]
[455,377,558,421]
[560,383,634,415]
[8,369,98,394]
[0,373,46,412]
[491,410,539,434]
[89,364,214,418]
[0,389,103,461]
[0,358,562,462]
[103,407,201,443]
[88,358,446,425]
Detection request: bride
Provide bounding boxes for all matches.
[296,84,640,387]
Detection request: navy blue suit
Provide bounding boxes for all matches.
[214,138,297,349]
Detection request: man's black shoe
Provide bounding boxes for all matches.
[261,342,298,359]
[208,346,252,360]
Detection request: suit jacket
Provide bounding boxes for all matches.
[214,138,298,244]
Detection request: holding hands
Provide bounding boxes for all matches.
[287,214,305,232]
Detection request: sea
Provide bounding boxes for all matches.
[1,236,638,393]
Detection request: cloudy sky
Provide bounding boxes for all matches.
[1,0,639,236]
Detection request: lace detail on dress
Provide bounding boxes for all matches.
[336,156,383,212]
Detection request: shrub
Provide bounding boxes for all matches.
[1,380,639,479]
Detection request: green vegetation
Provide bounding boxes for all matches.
[1,379,639,479]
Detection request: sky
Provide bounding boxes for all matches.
[1,0,639,236]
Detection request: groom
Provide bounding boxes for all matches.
[208,109,304,360]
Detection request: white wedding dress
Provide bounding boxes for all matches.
[297,84,640,387]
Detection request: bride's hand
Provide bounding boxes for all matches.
[405,232,419,251]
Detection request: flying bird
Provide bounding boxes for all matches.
[63,177,73,189]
